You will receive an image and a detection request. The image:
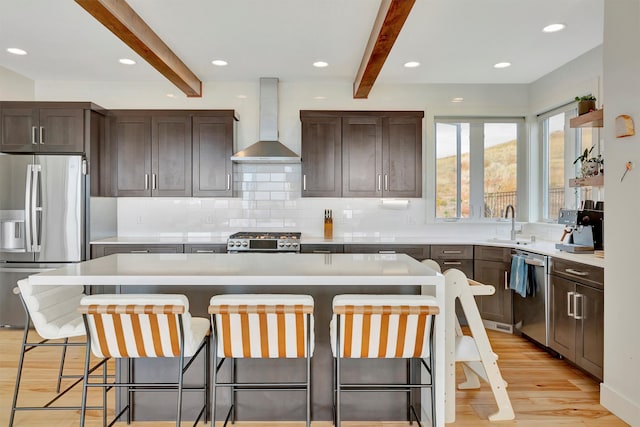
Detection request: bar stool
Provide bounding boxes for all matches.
[78,293,210,427]
[10,279,104,427]
[208,294,314,427]
[331,294,439,427]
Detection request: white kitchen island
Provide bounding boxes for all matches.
[29,252,445,426]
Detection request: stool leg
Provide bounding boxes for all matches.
[408,358,413,425]
[335,315,341,427]
[56,338,69,393]
[204,335,210,425]
[176,350,185,427]
[102,358,108,427]
[231,358,237,423]
[79,329,92,427]
[9,320,30,427]
[306,313,311,427]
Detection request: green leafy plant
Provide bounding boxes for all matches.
[573,146,603,165]
[575,95,596,102]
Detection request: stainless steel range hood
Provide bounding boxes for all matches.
[231,78,300,163]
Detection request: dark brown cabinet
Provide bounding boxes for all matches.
[110,114,152,196]
[430,245,474,277]
[1,103,96,153]
[473,246,513,328]
[300,244,344,253]
[184,244,227,253]
[300,111,423,198]
[300,115,342,197]
[343,244,430,260]
[549,258,603,380]
[192,113,236,197]
[91,244,184,258]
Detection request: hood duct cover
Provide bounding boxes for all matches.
[231,77,300,163]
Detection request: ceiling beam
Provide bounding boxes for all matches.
[353,0,416,99]
[75,0,202,97]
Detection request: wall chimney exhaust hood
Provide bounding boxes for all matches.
[231,78,300,163]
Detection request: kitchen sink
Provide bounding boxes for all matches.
[488,238,533,245]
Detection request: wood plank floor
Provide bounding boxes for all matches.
[0,328,628,426]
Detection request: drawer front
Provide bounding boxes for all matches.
[431,245,473,260]
[434,259,473,277]
[551,257,603,289]
[474,245,512,262]
[92,244,184,258]
[344,244,430,260]
[300,244,344,253]
[184,244,227,254]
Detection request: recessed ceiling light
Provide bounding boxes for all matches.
[543,23,566,33]
[167,93,176,98]
[494,62,511,69]
[451,97,464,103]
[314,96,326,100]
[236,94,247,99]
[313,61,329,68]
[7,48,27,55]
[119,58,136,65]
[211,59,228,66]
[404,61,420,68]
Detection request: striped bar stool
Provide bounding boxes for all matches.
[208,294,314,427]
[331,294,440,427]
[78,294,210,427]
[10,280,104,427]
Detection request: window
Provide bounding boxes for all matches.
[435,118,522,220]
[539,105,598,221]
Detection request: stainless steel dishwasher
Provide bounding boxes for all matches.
[512,250,549,347]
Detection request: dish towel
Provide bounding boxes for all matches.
[509,255,528,298]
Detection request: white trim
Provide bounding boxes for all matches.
[600,382,640,426]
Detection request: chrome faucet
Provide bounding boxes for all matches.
[505,204,520,241]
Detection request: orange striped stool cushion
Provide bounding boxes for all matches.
[331,294,439,359]
[79,294,210,358]
[208,294,314,359]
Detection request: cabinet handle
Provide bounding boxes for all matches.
[130,250,149,253]
[565,268,588,277]
[144,174,149,190]
[443,261,462,265]
[378,250,396,254]
[574,293,585,320]
[227,174,231,191]
[567,291,575,317]
[152,173,157,190]
[32,126,38,144]
[378,174,382,191]
[303,174,307,191]
[443,250,462,254]
[504,271,509,290]
[384,174,389,191]
[313,250,331,254]
[195,250,215,253]
[39,127,44,144]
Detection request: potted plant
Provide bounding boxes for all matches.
[575,95,597,115]
[573,146,604,178]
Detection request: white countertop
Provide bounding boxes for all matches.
[29,253,444,286]
[90,236,604,268]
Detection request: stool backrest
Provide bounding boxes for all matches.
[209,294,314,359]
[332,295,439,359]
[78,294,191,358]
[17,279,86,339]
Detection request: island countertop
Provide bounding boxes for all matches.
[28,252,443,287]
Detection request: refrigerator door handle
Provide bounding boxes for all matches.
[31,164,42,252]
[24,164,33,252]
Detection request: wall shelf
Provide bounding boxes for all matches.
[570,109,603,128]
[569,174,604,187]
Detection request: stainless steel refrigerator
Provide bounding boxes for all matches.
[0,153,88,327]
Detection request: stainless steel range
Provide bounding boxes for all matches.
[227,232,301,253]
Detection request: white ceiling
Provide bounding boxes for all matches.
[0,0,603,88]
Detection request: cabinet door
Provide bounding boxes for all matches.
[151,115,192,196]
[344,244,430,260]
[38,108,84,152]
[91,244,184,258]
[382,116,422,197]
[184,244,227,253]
[192,115,233,197]
[473,259,513,325]
[300,244,344,253]
[1,107,39,152]
[342,116,382,197]
[112,115,151,196]
[549,276,576,360]
[575,284,603,379]
[301,116,342,197]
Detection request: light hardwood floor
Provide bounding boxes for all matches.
[0,328,628,426]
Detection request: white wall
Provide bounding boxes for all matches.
[0,65,34,99]
[599,1,640,424]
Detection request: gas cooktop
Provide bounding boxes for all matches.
[227,232,301,252]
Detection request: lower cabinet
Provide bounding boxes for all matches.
[91,244,184,258]
[431,245,473,325]
[184,244,227,254]
[343,244,430,260]
[473,246,513,328]
[549,259,604,380]
[300,244,344,253]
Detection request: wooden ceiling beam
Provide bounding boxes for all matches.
[353,0,416,99]
[75,0,202,97]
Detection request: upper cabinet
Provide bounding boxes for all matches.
[300,110,423,198]
[0,102,103,153]
[106,110,236,197]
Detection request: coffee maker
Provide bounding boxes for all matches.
[556,204,604,252]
